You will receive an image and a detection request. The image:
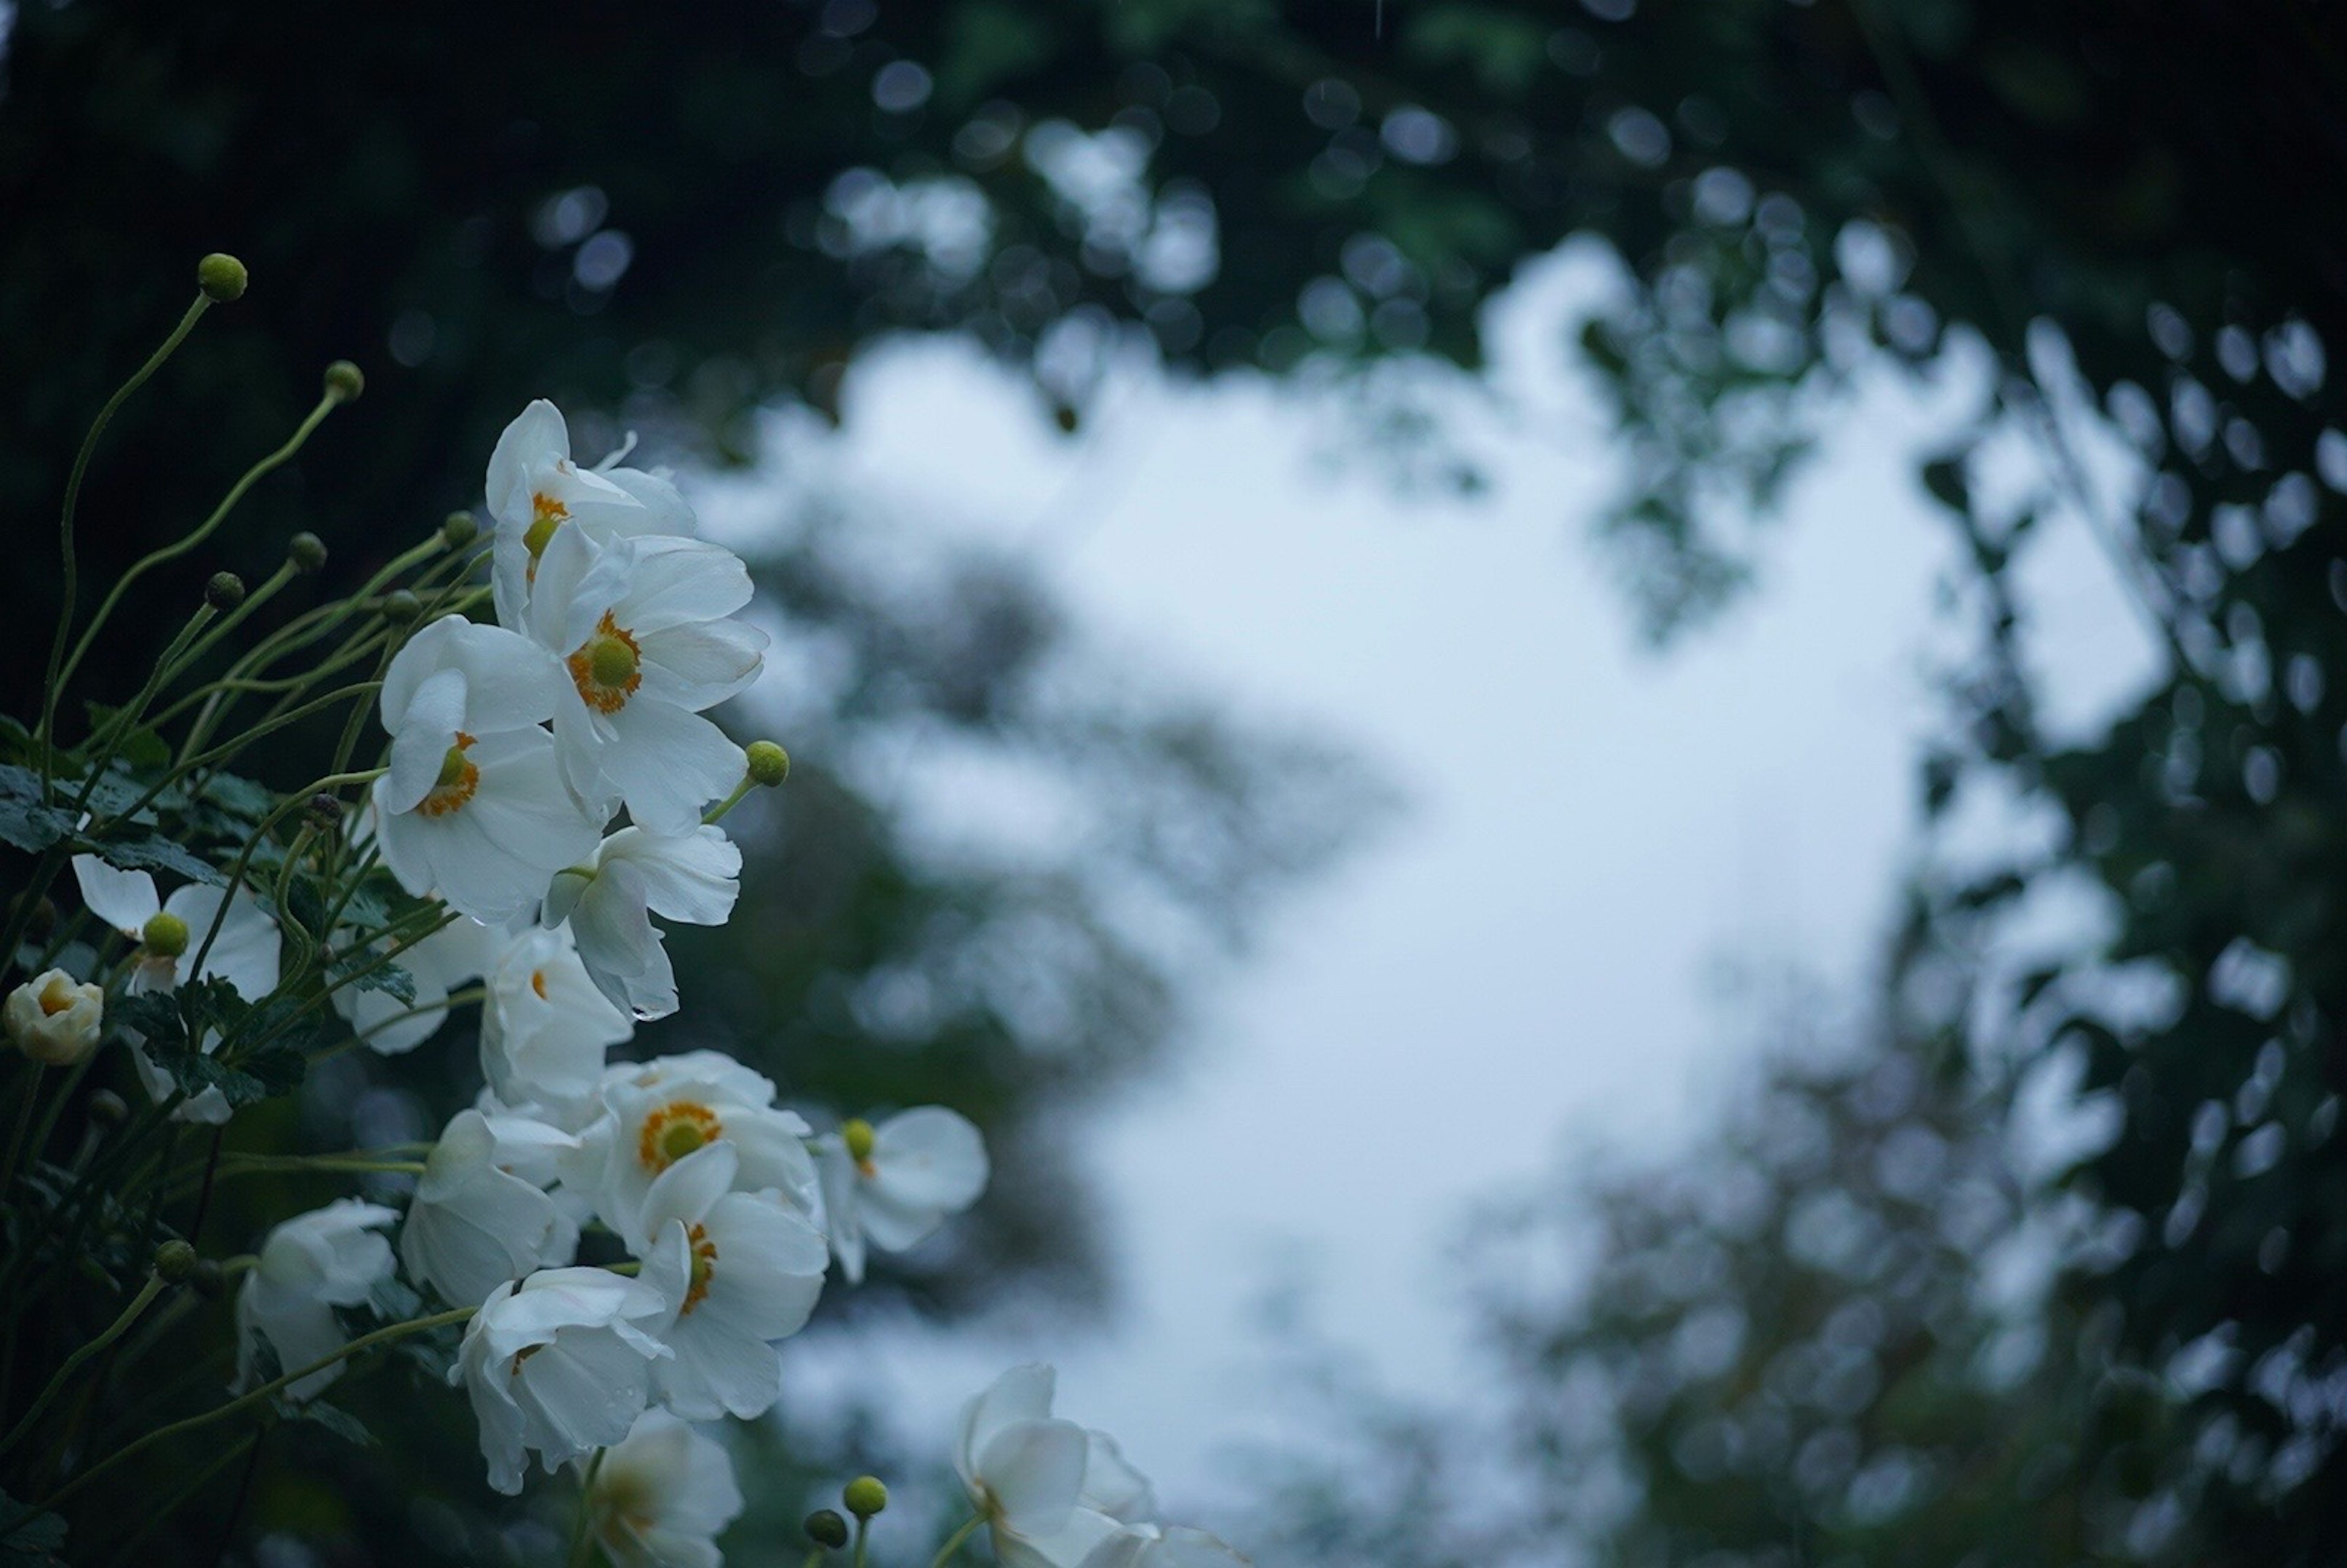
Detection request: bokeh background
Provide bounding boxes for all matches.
[6,1,2346,1563]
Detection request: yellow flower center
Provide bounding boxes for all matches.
[842,1117,878,1176]
[420,732,480,818]
[36,976,78,1017]
[638,1101,723,1173]
[567,612,644,716]
[680,1222,719,1314]
[531,968,549,1000]
[522,491,569,581]
[509,1342,545,1377]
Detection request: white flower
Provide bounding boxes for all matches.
[1079,1528,1251,1568]
[636,1143,828,1420]
[588,1409,746,1568]
[816,1107,989,1284]
[523,526,765,834]
[400,1109,582,1308]
[454,1265,672,1495]
[1079,1431,1156,1526]
[480,925,633,1115]
[3,970,103,1066]
[487,399,694,633]
[544,827,740,1020]
[571,1052,816,1251]
[955,1365,1128,1568]
[371,615,603,926]
[74,860,281,1124]
[331,917,496,1057]
[236,1199,399,1401]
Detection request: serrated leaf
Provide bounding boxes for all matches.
[327,950,416,1005]
[72,832,224,886]
[0,1487,67,1567]
[0,765,72,854]
[81,705,171,772]
[112,991,188,1050]
[273,1396,376,1448]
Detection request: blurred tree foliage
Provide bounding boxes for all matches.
[12,0,2347,1559]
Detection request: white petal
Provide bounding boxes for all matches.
[611,537,754,634]
[167,884,281,1001]
[486,399,573,528]
[979,1418,1089,1539]
[639,1141,740,1237]
[960,1364,1059,1485]
[600,704,746,834]
[601,827,741,925]
[637,618,768,711]
[383,665,468,814]
[72,855,158,936]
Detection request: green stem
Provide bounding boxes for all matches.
[853,1515,870,1568]
[928,1514,986,1568]
[0,1064,45,1200]
[40,1304,475,1510]
[58,390,343,707]
[0,1273,167,1454]
[38,291,213,777]
[702,772,757,826]
[96,1426,258,1567]
[568,1449,607,1568]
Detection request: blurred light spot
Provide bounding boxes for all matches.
[1692,166,1752,225]
[2217,324,2260,383]
[1163,85,1220,136]
[387,309,436,368]
[1302,77,1359,130]
[953,101,1023,169]
[1607,106,1670,168]
[2148,301,2193,359]
[574,229,634,291]
[873,60,933,113]
[2265,317,2326,398]
[1581,0,1635,20]
[1851,89,1900,139]
[1298,276,1364,342]
[820,0,875,36]
[1381,105,1458,165]
[532,185,608,247]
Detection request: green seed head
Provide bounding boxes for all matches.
[804,1510,850,1549]
[382,589,422,624]
[842,1476,888,1519]
[141,910,190,958]
[205,571,246,611]
[589,636,639,687]
[153,1239,199,1283]
[746,740,791,788]
[842,1118,876,1165]
[288,532,328,574]
[441,510,479,548]
[197,253,249,303]
[324,359,365,403]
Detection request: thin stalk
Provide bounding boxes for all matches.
[568,1451,607,1568]
[928,1515,986,1568]
[0,1273,166,1454]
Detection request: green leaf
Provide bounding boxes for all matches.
[83,705,169,772]
[0,1489,67,1567]
[71,831,224,886]
[0,764,72,854]
[326,949,416,1006]
[273,1396,376,1449]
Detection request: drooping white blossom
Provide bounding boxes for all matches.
[1078,1527,1252,1568]
[479,924,633,1115]
[454,1266,672,1495]
[955,1365,1126,1568]
[400,1109,582,1308]
[370,615,602,925]
[237,1200,399,1401]
[3,970,104,1066]
[543,827,740,1020]
[815,1107,989,1284]
[587,1409,746,1568]
[73,859,281,1124]
[487,399,694,633]
[570,1052,817,1252]
[636,1142,828,1420]
[331,917,496,1057]
[521,525,765,834]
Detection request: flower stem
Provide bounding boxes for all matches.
[40,1304,476,1510]
[928,1514,985,1568]
[852,1515,870,1568]
[0,1272,166,1454]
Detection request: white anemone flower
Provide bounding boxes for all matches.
[523,526,765,834]
[637,1142,828,1420]
[487,398,694,632]
[74,858,281,1124]
[587,1409,745,1568]
[400,1108,582,1308]
[815,1107,989,1284]
[371,615,603,926]
[454,1265,672,1495]
[331,917,496,1057]
[544,826,740,1020]
[1078,1528,1252,1568]
[955,1365,1128,1568]
[479,925,633,1115]
[570,1051,817,1251]
[236,1199,399,1401]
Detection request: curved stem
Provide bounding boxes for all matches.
[0,1273,166,1454]
[40,1304,475,1510]
[928,1514,985,1568]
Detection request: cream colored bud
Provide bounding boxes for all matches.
[4,970,105,1067]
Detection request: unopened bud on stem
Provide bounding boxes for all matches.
[804,1510,850,1550]
[153,1239,199,1283]
[205,571,246,612]
[288,532,328,574]
[746,741,790,788]
[381,589,422,625]
[87,1089,128,1126]
[141,911,190,958]
[843,1476,888,1519]
[197,253,249,304]
[323,360,365,403]
[304,793,343,830]
[441,510,478,548]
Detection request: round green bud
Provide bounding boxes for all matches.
[190,1258,227,1299]
[842,1118,876,1165]
[304,792,343,830]
[288,532,329,574]
[381,589,423,624]
[87,1089,128,1127]
[323,359,365,403]
[205,571,246,612]
[197,253,249,304]
[589,637,639,687]
[153,1239,199,1283]
[141,910,191,958]
[842,1476,888,1519]
[441,510,479,548]
[804,1510,850,1550]
[746,741,791,788]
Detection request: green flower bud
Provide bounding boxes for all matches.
[324,360,365,403]
[288,532,329,574]
[153,1239,199,1283]
[197,253,249,304]
[746,741,791,788]
[87,1089,128,1126]
[842,1476,888,1519]
[381,589,422,625]
[441,510,479,548]
[804,1510,850,1549]
[842,1118,876,1165]
[141,910,190,958]
[304,792,343,830]
[205,571,246,612]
